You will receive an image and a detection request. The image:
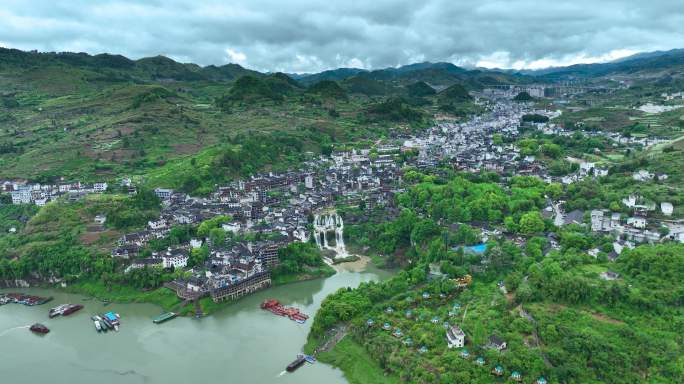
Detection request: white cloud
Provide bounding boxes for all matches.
[0,1,681,72]
[476,49,641,70]
[225,48,247,64]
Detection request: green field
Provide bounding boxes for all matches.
[316,337,400,384]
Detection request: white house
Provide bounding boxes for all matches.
[190,238,203,249]
[162,249,189,269]
[148,218,168,230]
[600,271,620,281]
[627,216,647,229]
[154,188,173,200]
[633,170,654,181]
[446,325,465,349]
[487,335,507,351]
[661,202,674,216]
[10,189,32,204]
[94,214,107,224]
[590,210,605,232]
[93,182,108,193]
[593,168,609,177]
[579,162,595,176]
[222,222,241,233]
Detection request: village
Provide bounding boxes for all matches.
[2,93,681,308]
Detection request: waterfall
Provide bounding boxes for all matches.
[313,212,348,258]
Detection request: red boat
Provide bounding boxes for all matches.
[30,323,50,334]
[261,299,309,323]
[5,293,53,306]
[61,304,84,316]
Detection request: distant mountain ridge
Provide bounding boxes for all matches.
[3,46,683,91]
[514,48,684,80]
[0,48,262,84]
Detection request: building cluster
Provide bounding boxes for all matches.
[111,139,408,302]
[590,193,681,246]
[5,93,681,305]
[402,101,535,175]
[2,180,110,205]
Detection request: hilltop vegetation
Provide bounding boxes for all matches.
[407,81,437,98]
[365,98,427,124]
[0,49,492,184]
[308,170,684,384]
[307,80,348,100]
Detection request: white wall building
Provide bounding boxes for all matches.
[446,325,465,349]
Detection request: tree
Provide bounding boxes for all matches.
[545,182,563,199]
[519,211,545,235]
[188,245,209,267]
[197,215,231,237]
[208,227,226,246]
[0,194,11,204]
[541,143,562,159]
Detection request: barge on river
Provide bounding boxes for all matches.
[1,293,52,306]
[286,355,307,372]
[153,312,177,324]
[261,299,309,323]
[49,304,83,318]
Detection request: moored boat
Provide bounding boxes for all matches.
[261,299,309,323]
[49,304,68,318]
[61,304,83,316]
[153,312,177,324]
[103,312,120,331]
[286,355,306,372]
[102,316,113,330]
[5,293,52,306]
[30,323,50,334]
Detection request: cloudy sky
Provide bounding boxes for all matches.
[1,0,683,73]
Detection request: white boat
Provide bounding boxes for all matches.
[94,320,102,332]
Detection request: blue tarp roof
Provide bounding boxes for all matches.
[105,312,117,321]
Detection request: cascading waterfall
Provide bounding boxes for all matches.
[313,213,348,258]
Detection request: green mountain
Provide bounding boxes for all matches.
[406,81,436,97]
[342,76,394,96]
[438,83,472,102]
[306,80,348,99]
[525,49,684,82]
[2,46,684,183]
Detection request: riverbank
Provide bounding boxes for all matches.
[272,265,337,286]
[331,255,371,273]
[65,280,185,312]
[64,265,338,317]
[309,337,399,384]
[1,265,396,384]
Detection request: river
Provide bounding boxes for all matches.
[0,265,393,384]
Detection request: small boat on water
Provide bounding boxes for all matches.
[261,299,309,324]
[304,355,316,364]
[103,312,120,331]
[30,323,50,334]
[91,316,103,332]
[153,312,177,324]
[4,293,52,306]
[49,304,83,318]
[93,315,107,333]
[61,304,83,316]
[101,317,112,330]
[49,304,68,318]
[286,355,307,372]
